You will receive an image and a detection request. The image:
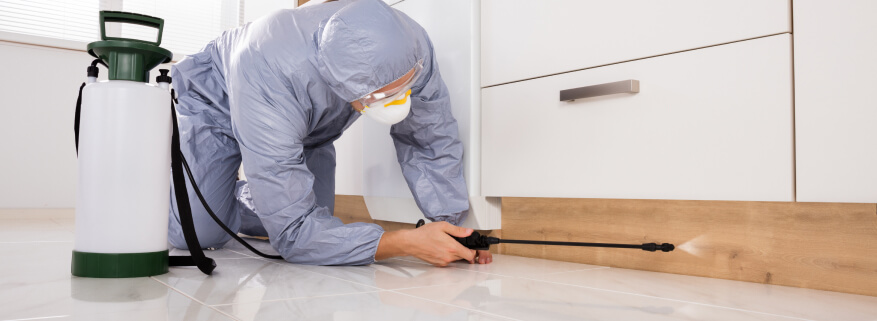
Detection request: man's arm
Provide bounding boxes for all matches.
[231,76,384,266]
[390,34,470,226]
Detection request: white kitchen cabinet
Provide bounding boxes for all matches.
[332,120,363,195]
[362,0,501,229]
[481,0,790,87]
[794,1,877,203]
[481,35,794,201]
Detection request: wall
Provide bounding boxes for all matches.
[0,41,104,207]
[0,39,178,208]
[0,1,297,209]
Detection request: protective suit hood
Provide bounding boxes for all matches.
[314,0,424,102]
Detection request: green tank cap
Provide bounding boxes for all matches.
[87,11,172,82]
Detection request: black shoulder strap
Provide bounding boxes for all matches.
[74,82,85,155]
[169,89,216,275]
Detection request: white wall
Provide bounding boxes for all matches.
[0,41,103,207]
[0,40,179,208]
[0,1,299,209]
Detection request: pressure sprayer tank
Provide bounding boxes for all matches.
[72,11,174,278]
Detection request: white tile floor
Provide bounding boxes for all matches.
[3,215,877,321]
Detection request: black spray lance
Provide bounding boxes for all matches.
[416,220,675,252]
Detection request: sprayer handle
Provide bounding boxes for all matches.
[99,11,164,45]
[452,232,492,251]
[415,219,493,250]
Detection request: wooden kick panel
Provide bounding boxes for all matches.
[501,197,877,297]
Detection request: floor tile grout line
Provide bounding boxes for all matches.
[380,258,530,282]
[388,289,523,321]
[390,257,612,279]
[165,253,385,292]
[384,259,634,296]
[387,257,430,264]
[208,290,386,308]
[450,265,612,279]
[294,259,512,293]
[539,266,611,276]
[1,316,70,321]
[261,257,505,293]
[0,241,72,244]
[386,279,498,292]
[256,258,387,291]
[289,269,382,291]
[390,282,474,292]
[170,249,262,260]
[389,256,423,264]
[212,257,262,260]
[224,248,260,258]
[514,276,817,321]
[390,257,528,279]
[149,276,243,321]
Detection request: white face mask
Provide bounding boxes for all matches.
[360,89,412,125]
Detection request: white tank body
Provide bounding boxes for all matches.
[75,80,171,253]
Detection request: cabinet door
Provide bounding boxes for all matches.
[481,35,793,201]
[333,120,363,195]
[794,1,877,202]
[481,0,790,87]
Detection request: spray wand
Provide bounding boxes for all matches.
[416,220,674,252]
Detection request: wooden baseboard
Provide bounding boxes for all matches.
[335,195,877,297]
[501,197,877,297]
[335,195,416,232]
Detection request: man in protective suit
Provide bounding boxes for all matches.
[168,0,491,266]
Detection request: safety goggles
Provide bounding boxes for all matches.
[357,59,424,108]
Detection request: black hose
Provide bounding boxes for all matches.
[498,239,642,249]
[179,154,284,260]
[91,58,107,68]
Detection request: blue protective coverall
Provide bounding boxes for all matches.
[168,0,469,265]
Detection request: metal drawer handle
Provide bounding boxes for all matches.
[559,79,640,102]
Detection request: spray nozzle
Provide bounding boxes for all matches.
[641,243,675,252]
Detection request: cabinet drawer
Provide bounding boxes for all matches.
[481,35,793,201]
[481,0,790,87]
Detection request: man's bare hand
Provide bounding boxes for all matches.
[405,222,477,266]
[375,221,476,267]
